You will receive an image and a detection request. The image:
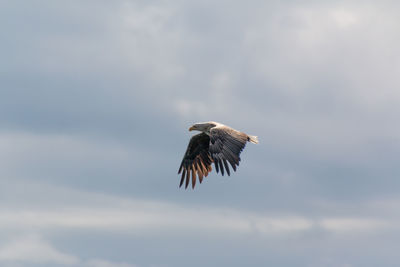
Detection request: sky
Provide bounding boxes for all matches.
[1,0,400,266]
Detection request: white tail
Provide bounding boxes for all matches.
[248,135,259,144]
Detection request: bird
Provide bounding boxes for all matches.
[178,121,258,189]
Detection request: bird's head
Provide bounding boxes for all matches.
[189,122,216,132]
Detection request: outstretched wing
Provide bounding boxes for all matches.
[178,133,213,189]
[208,126,248,176]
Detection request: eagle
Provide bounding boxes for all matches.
[178,121,258,189]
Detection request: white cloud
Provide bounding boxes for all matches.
[0,182,396,237]
[85,259,137,267]
[255,217,314,234]
[331,9,360,28]
[0,234,139,267]
[118,1,185,82]
[0,182,397,267]
[0,234,79,265]
[319,218,388,233]
[174,98,210,119]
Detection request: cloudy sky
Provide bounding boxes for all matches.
[1,0,400,266]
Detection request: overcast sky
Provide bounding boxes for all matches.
[1,1,400,266]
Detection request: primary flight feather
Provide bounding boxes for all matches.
[178,121,258,189]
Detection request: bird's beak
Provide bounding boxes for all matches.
[189,126,195,131]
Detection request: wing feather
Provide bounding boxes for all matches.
[185,166,190,189]
[209,126,248,176]
[191,167,196,188]
[223,159,230,176]
[214,157,220,173]
[218,155,224,176]
[180,170,185,187]
[178,133,213,189]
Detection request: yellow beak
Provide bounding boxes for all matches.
[189,126,195,131]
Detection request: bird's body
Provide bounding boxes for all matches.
[178,121,258,189]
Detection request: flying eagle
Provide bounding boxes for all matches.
[178,121,258,189]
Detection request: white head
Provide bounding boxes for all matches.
[188,122,217,133]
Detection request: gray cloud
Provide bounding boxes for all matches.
[1,182,400,267]
[1,0,400,266]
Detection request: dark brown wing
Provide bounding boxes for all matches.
[208,126,248,176]
[178,133,213,189]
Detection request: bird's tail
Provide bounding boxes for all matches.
[247,135,259,144]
